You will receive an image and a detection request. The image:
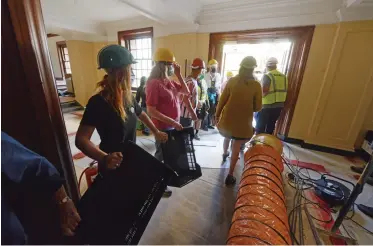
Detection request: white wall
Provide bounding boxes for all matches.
[47,36,65,78]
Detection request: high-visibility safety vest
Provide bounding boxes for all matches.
[262,69,288,105]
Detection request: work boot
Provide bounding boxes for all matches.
[223,152,230,162]
[225,174,236,186]
[357,204,373,218]
[163,187,172,197]
[186,145,194,153]
[351,166,373,177]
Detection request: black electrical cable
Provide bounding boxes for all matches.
[350,219,373,236]
[282,142,373,243]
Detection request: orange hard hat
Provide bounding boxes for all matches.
[191,58,205,69]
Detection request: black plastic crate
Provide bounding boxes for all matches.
[73,141,175,245]
[161,127,202,187]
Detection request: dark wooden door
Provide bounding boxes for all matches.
[1,0,79,201]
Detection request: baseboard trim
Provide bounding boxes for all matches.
[277,134,303,145]
[277,134,356,157]
[355,148,372,162]
[301,142,355,157]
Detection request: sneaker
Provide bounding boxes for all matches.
[351,166,373,177]
[186,145,194,153]
[208,125,215,129]
[225,174,236,186]
[351,166,364,174]
[357,204,373,218]
[223,152,230,162]
[163,187,172,197]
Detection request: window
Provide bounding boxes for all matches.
[57,41,71,78]
[118,27,153,88]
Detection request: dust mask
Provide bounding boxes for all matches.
[167,65,174,76]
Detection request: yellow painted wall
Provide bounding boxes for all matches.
[66,33,209,106]
[154,33,210,76]
[67,40,117,106]
[67,40,97,106]
[289,20,373,151]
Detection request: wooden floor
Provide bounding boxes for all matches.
[63,112,373,245]
[59,96,75,103]
[140,156,244,245]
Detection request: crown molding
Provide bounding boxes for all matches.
[337,6,373,21]
[198,11,338,33]
[43,0,373,42]
[198,0,342,24]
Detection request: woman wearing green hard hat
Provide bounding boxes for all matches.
[75,44,168,174]
[215,56,263,186]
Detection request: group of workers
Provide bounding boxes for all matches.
[75,44,288,189]
[1,44,288,243]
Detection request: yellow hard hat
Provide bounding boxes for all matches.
[226,71,234,77]
[208,59,218,66]
[240,56,257,69]
[154,48,175,63]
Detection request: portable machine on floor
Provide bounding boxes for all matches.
[73,127,202,245]
[314,174,354,207]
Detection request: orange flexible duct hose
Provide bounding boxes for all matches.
[227,137,291,245]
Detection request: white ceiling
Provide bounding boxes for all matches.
[41,0,373,41]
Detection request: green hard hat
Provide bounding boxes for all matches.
[97,44,137,69]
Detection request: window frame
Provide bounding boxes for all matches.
[56,41,71,79]
[117,27,154,90]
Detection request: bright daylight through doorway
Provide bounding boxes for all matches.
[222,41,292,127]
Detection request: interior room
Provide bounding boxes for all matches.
[2,0,373,245]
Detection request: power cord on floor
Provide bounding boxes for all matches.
[282,143,373,243]
[350,218,373,236]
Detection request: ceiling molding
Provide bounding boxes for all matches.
[201,0,341,12]
[198,0,342,24]
[117,0,168,25]
[42,0,373,42]
[337,6,373,22]
[43,14,104,35]
[118,0,198,25]
[346,0,365,7]
[198,11,339,33]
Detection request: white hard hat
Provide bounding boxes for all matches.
[266,57,278,67]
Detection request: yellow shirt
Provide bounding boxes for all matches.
[216,75,262,139]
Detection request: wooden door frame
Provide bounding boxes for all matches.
[5,0,79,202]
[208,26,315,137]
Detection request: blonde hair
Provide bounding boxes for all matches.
[148,62,168,82]
[96,65,132,119]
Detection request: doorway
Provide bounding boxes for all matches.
[209,26,314,137]
[221,41,292,127]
